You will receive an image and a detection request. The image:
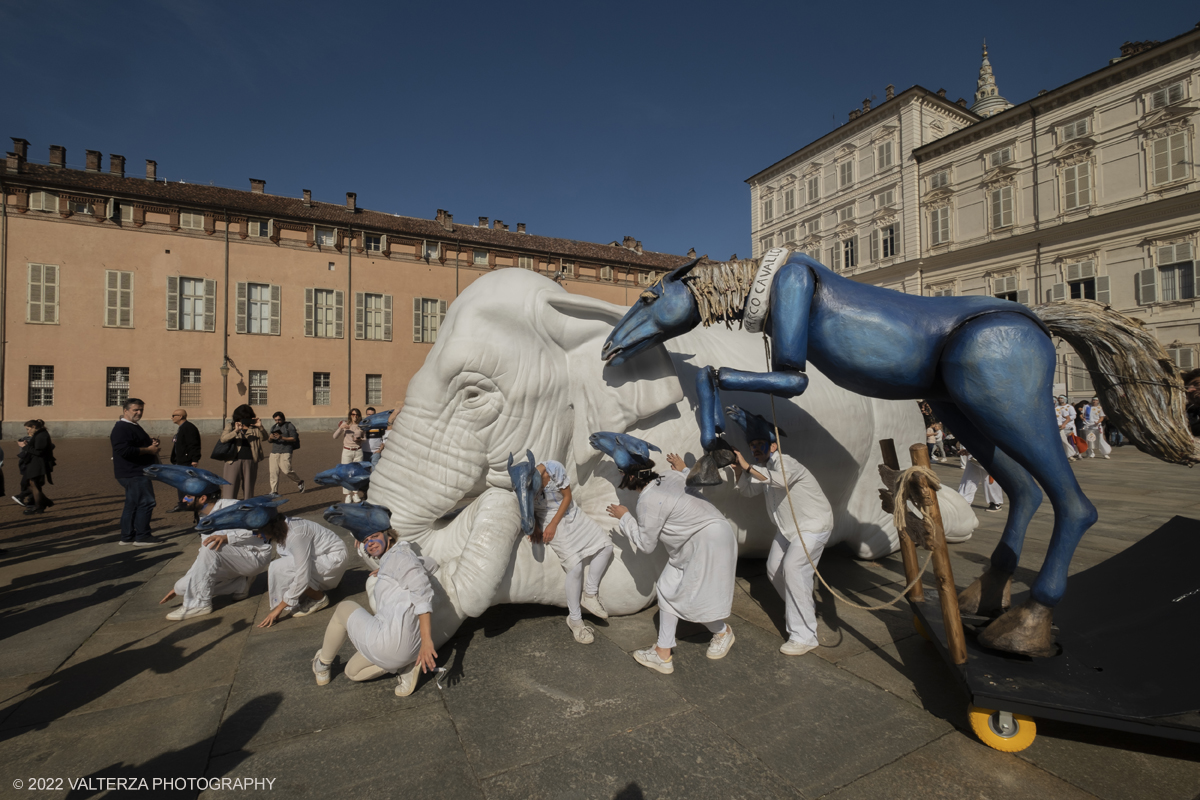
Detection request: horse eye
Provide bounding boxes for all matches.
[639,291,658,303]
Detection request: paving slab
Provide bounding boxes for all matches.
[0,592,133,678]
[593,603,660,652]
[835,634,969,728]
[0,671,49,728]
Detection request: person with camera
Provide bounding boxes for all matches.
[331,408,366,502]
[218,404,267,500]
[268,411,305,495]
[110,398,161,546]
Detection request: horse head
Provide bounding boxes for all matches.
[506,450,539,537]
[322,500,393,542]
[313,462,373,493]
[588,431,662,472]
[601,257,703,366]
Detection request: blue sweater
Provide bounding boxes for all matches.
[111,419,157,479]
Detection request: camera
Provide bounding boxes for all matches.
[18,436,30,444]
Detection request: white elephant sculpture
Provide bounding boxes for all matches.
[369,268,977,646]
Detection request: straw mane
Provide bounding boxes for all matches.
[670,257,760,328]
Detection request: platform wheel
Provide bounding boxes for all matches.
[912,614,932,642]
[968,705,1037,752]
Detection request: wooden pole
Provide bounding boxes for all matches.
[909,444,967,665]
[879,439,924,603]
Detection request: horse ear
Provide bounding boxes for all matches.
[664,256,703,283]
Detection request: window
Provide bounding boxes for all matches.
[837,205,854,223]
[1158,243,1195,302]
[316,226,336,246]
[236,282,280,335]
[994,275,1020,302]
[249,370,268,406]
[313,372,331,406]
[806,176,820,204]
[473,249,489,266]
[167,276,216,331]
[761,236,775,252]
[988,147,1013,169]
[366,374,383,406]
[779,226,796,243]
[413,297,446,343]
[28,191,57,212]
[1150,132,1189,186]
[783,188,795,213]
[424,241,440,260]
[990,186,1013,229]
[518,256,535,270]
[180,368,201,407]
[840,237,857,270]
[70,200,94,216]
[871,224,898,261]
[28,365,54,407]
[930,207,950,245]
[364,234,382,253]
[306,288,343,338]
[931,287,955,297]
[1061,118,1090,142]
[1063,162,1092,211]
[929,170,949,190]
[105,270,133,328]
[1069,354,1094,395]
[106,367,130,407]
[1151,82,1185,110]
[761,198,774,223]
[1167,346,1195,371]
[876,141,894,171]
[839,160,853,188]
[561,261,575,278]
[249,219,269,237]
[361,293,386,340]
[876,188,895,209]
[27,263,59,324]
[120,203,134,223]
[180,211,204,230]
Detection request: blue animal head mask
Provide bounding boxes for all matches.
[313,462,373,493]
[195,495,288,533]
[143,464,229,500]
[361,409,394,430]
[601,257,703,366]
[726,405,787,446]
[588,431,662,472]
[323,500,393,543]
[507,450,539,537]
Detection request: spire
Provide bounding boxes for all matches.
[970,39,1013,119]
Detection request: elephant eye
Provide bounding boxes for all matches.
[462,388,489,408]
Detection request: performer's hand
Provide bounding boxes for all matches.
[204,534,229,551]
[159,589,177,605]
[734,450,750,471]
[606,504,628,520]
[542,521,558,543]
[666,453,686,471]
[258,606,286,628]
[417,641,439,674]
[369,569,379,577]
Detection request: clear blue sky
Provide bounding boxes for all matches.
[5,1,1197,259]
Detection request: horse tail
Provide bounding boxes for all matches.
[1032,299,1197,466]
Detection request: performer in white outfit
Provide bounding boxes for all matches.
[257,514,352,627]
[727,406,833,656]
[604,441,737,675]
[1055,396,1079,460]
[147,466,272,621]
[312,512,438,697]
[958,452,1004,511]
[1081,397,1111,459]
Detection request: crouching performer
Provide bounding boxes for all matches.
[325,499,396,614]
[726,407,833,656]
[508,451,614,644]
[593,432,738,674]
[146,465,272,621]
[314,502,438,696]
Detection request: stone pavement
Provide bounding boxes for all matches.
[1,439,1198,799]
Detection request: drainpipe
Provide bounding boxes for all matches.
[0,176,7,432]
[347,227,353,409]
[1030,102,1043,304]
[221,209,230,428]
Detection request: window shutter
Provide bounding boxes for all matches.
[439,299,447,323]
[27,264,42,323]
[413,298,423,342]
[869,229,879,262]
[354,292,365,340]
[1066,263,1081,282]
[1095,275,1111,305]
[235,281,247,334]
[166,275,179,330]
[1078,163,1091,207]
[1169,133,1188,183]
[106,270,119,326]
[119,272,133,327]
[1017,289,1030,304]
[1152,138,1169,185]
[334,290,344,339]
[203,279,217,331]
[1177,348,1195,370]
[41,265,57,324]
[382,294,393,341]
[270,284,281,335]
[1080,261,1095,279]
[1050,282,1066,302]
[304,288,315,337]
[1137,269,1157,305]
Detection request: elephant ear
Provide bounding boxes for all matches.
[540,291,684,467]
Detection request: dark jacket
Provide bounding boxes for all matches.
[22,428,55,479]
[111,419,157,479]
[171,420,202,465]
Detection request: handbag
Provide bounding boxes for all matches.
[210,439,239,461]
[1070,434,1088,454]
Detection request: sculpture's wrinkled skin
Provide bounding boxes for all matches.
[367,268,976,649]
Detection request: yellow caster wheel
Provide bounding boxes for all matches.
[913,614,931,642]
[968,705,1036,752]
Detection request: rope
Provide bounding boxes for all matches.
[760,335,931,611]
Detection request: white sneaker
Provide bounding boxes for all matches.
[780,640,818,656]
[706,625,735,659]
[567,617,595,644]
[312,650,332,686]
[166,604,212,621]
[580,592,609,619]
[633,646,674,674]
[1103,455,1110,459]
[293,594,330,618]
[230,576,251,602]
[395,663,420,697]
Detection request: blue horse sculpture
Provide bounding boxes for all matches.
[313,462,373,494]
[601,249,1179,657]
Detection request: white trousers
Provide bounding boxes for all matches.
[564,545,613,622]
[959,461,1003,506]
[1083,425,1111,458]
[268,550,350,608]
[766,529,829,647]
[174,543,271,610]
[656,610,726,650]
[1059,428,1078,458]
[340,447,364,500]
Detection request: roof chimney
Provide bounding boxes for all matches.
[110,154,125,178]
[862,98,871,112]
[885,84,895,100]
[687,247,696,258]
[85,150,101,172]
[517,222,526,234]
[303,189,312,206]
[6,152,21,174]
[346,192,357,212]
[49,145,65,168]
[250,178,265,194]
[11,138,28,160]
[849,109,860,120]
[493,219,507,231]
[956,97,968,108]
[635,240,643,255]
[146,160,157,181]
[478,216,488,228]
[936,88,947,98]
[623,235,637,249]
[436,209,454,231]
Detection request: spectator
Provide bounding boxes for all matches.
[219,404,267,499]
[268,411,305,495]
[362,406,387,468]
[110,398,161,546]
[1184,368,1200,436]
[1080,397,1111,459]
[333,408,365,502]
[918,401,936,428]
[168,408,203,512]
[17,419,56,515]
[1055,395,1079,460]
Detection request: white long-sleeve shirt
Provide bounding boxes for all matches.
[735,451,834,540]
[348,542,437,673]
[199,499,272,552]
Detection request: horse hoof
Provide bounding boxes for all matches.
[957,569,1012,616]
[685,455,725,486]
[978,599,1057,658]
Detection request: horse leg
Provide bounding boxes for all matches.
[927,401,1043,616]
[718,367,810,398]
[939,314,1097,657]
[695,366,728,450]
